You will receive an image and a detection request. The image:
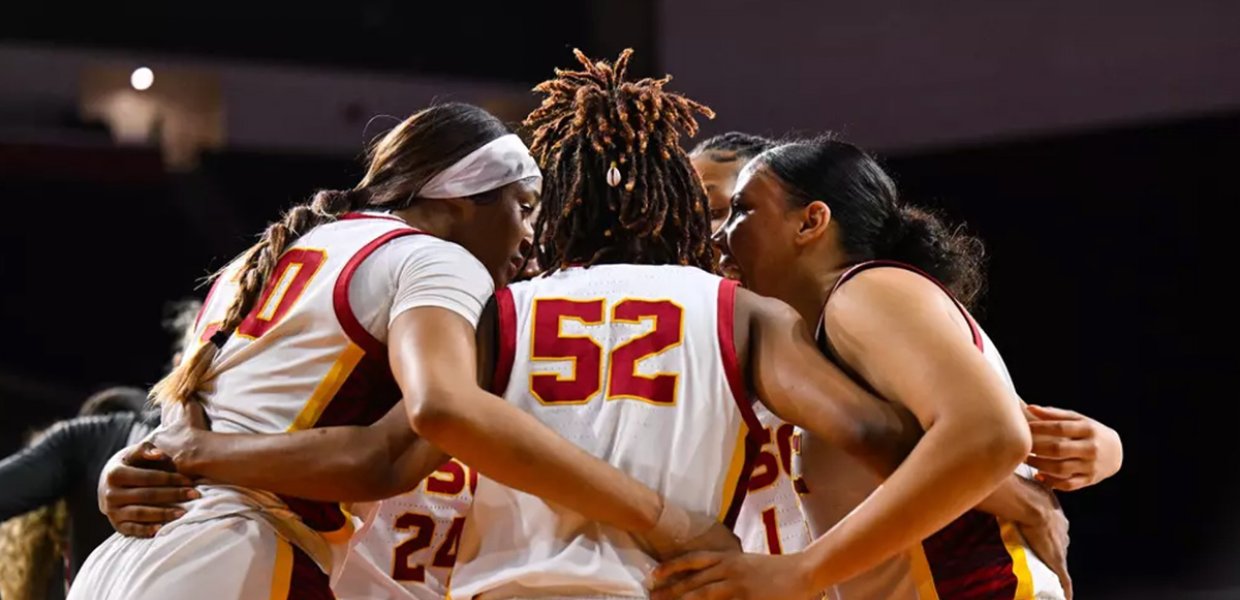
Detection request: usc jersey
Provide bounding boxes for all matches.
[733,405,813,555]
[334,460,477,600]
[449,264,761,599]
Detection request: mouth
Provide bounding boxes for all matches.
[505,255,524,280]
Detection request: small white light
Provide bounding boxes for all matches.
[130,67,154,91]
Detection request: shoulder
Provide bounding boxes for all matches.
[374,234,487,274]
[366,235,493,296]
[824,266,960,338]
[736,285,801,326]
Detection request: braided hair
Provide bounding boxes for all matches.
[691,131,775,161]
[152,102,510,405]
[524,49,715,272]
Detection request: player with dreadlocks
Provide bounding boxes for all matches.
[434,49,1029,600]
[69,101,739,600]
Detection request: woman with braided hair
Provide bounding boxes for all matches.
[90,52,1023,600]
[69,102,733,600]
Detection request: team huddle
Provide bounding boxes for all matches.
[74,50,1122,600]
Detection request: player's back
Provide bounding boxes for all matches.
[450,264,758,600]
[183,213,433,569]
[334,459,477,600]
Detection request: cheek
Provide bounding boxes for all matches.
[726,217,762,263]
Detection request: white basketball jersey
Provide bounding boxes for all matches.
[449,264,761,600]
[183,213,425,570]
[733,405,813,555]
[334,460,476,600]
[799,261,1064,600]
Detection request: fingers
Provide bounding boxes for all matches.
[108,505,186,525]
[679,582,734,600]
[104,485,200,509]
[1029,419,1093,440]
[652,561,728,600]
[1027,457,1088,479]
[653,552,724,583]
[1030,435,1097,460]
[121,442,175,469]
[106,463,194,488]
[113,521,164,538]
[1038,473,1092,492]
[1027,405,1083,421]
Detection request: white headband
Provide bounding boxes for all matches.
[418,134,542,199]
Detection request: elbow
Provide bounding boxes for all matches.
[932,406,1030,481]
[405,387,462,443]
[975,414,1032,475]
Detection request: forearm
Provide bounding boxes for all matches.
[802,418,1027,589]
[410,387,663,534]
[0,429,72,519]
[175,427,428,502]
[975,475,1050,525]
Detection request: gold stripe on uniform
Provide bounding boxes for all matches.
[287,342,365,432]
[717,423,750,522]
[907,545,942,600]
[999,521,1036,599]
[286,342,366,543]
[269,537,294,600]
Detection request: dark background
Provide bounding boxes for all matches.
[1,2,1234,597]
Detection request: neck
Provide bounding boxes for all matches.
[778,257,852,330]
[390,202,457,240]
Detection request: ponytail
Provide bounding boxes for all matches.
[760,137,987,309]
[879,205,986,309]
[151,102,514,404]
[150,188,363,405]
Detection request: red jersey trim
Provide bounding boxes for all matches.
[194,275,227,331]
[823,260,983,351]
[339,212,405,223]
[332,228,427,356]
[491,287,517,395]
[716,278,762,435]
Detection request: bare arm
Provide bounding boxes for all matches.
[739,289,921,476]
[159,400,448,502]
[392,305,698,546]
[791,269,1031,588]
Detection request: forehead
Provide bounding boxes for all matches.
[735,161,786,201]
[691,152,745,182]
[508,177,542,203]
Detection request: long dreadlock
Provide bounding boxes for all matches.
[524,49,715,272]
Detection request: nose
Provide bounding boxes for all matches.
[521,215,535,243]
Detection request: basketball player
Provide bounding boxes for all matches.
[692,132,812,557]
[690,131,1124,584]
[69,102,734,600]
[657,137,1124,599]
[99,50,1030,600]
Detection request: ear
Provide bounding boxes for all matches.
[793,200,831,247]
